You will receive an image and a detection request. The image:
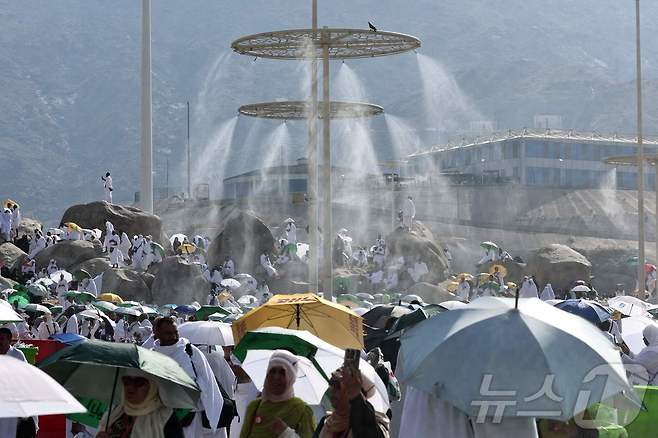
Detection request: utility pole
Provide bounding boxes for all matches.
[140,0,153,213]
[187,101,191,199]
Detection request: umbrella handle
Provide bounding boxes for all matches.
[105,367,120,431]
[310,357,330,382]
[514,287,520,309]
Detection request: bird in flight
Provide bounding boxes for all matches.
[368,21,377,32]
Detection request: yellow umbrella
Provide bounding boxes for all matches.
[179,243,197,254]
[232,293,364,349]
[3,199,18,209]
[97,293,124,304]
[489,264,508,277]
[64,222,83,233]
[446,281,460,293]
[506,282,517,290]
[458,273,474,281]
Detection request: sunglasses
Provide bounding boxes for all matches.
[121,376,149,387]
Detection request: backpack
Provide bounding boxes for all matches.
[185,343,239,430]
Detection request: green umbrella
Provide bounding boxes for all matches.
[39,340,200,428]
[480,281,502,291]
[140,306,160,316]
[150,242,166,259]
[73,269,92,282]
[74,292,96,303]
[50,305,64,316]
[195,305,230,321]
[65,291,81,299]
[480,241,499,250]
[92,301,118,314]
[13,284,29,295]
[118,301,141,308]
[7,293,29,308]
[114,306,142,317]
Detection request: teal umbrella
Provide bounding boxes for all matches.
[114,306,142,317]
[195,305,230,321]
[21,303,52,315]
[92,301,117,314]
[73,269,92,282]
[39,340,200,423]
[118,301,141,308]
[28,283,48,297]
[398,297,637,420]
[8,293,29,308]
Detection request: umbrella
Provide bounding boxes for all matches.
[234,327,389,412]
[150,242,166,258]
[0,355,85,418]
[64,291,81,299]
[621,316,658,354]
[169,233,187,246]
[237,295,258,306]
[50,270,73,283]
[356,293,375,301]
[0,299,23,323]
[232,293,364,349]
[22,303,52,315]
[570,285,591,293]
[114,306,142,317]
[479,281,502,292]
[645,264,657,274]
[446,281,460,293]
[179,243,196,254]
[195,305,230,321]
[118,301,141,308]
[283,217,295,223]
[34,278,54,288]
[64,222,83,233]
[73,269,92,281]
[3,199,18,209]
[401,294,424,304]
[28,283,48,297]
[97,293,123,304]
[7,293,29,308]
[79,309,103,320]
[175,305,198,314]
[458,273,474,281]
[140,306,160,316]
[39,340,200,414]
[163,304,178,309]
[220,278,241,290]
[488,264,507,277]
[398,297,635,420]
[554,299,611,325]
[234,273,258,291]
[74,292,97,303]
[362,305,413,329]
[480,241,498,250]
[438,301,468,311]
[92,301,118,314]
[178,321,234,346]
[50,305,64,316]
[608,296,655,317]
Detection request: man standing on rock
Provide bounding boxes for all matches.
[0,208,12,242]
[101,171,113,203]
[402,195,416,232]
[10,204,20,240]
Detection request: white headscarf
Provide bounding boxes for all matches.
[540,283,555,301]
[262,350,298,402]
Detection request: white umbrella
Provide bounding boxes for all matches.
[0,300,23,323]
[242,350,328,404]
[621,316,658,354]
[609,296,656,317]
[22,304,51,315]
[570,285,591,293]
[296,243,310,259]
[79,309,102,320]
[234,274,258,292]
[0,355,86,417]
[220,278,241,291]
[169,233,188,246]
[114,307,142,317]
[34,278,54,288]
[237,295,258,306]
[178,321,234,346]
[49,270,73,283]
[438,300,468,310]
[398,297,635,420]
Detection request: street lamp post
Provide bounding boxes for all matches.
[140,0,153,213]
[635,0,646,296]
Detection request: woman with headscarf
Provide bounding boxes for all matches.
[313,367,389,438]
[622,324,658,384]
[539,283,555,301]
[240,350,315,438]
[96,371,184,438]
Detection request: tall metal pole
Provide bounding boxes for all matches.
[166,157,169,199]
[321,27,333,299]
[187,101,191,199]
[140,0,153,213]
[635,0,646,296]
[307,0,319,293]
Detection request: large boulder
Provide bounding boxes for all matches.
[34,240,102,271]
[69,257,112,277]
[385,221,449,284]
[60,201,168,246]
[0,243,27,272]
[207,210,276,275]
[574,246,636,297]
[406,282,456,304]
[526,244,592,292]
[101,268,152,302]
[0,276,16,289]
[150,256,208,305]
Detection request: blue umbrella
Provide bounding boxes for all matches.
[398,297,635,420]
[50,333,87,346]
[175,305,197,314]
[554,299,611,325]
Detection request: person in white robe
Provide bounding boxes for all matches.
[401,196,416,231]
[457,277,471,301]
[120,232,132,260]
[10,204,20,239]
[284,218,297,245]
[372,245,386,268]
[369,269,384,288]
[102,220,114,252]
[384,268,399,290]
[260,251,278,278]
[220,257,234,278]
[407,257,429,283]
[153,318,225,438]
[35,314,60,340]
[101,171,113,203]
[47,259,59,276]
[63,310,79,335]
[622,324,658,385]
[539,283,555,301]
[444,246,453,271]
[78,277,98,297]
[29,232,47,259]
[399,385,474,438]
[0,208,12,241]
[478,247,498,265]
[519,276,539,298]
